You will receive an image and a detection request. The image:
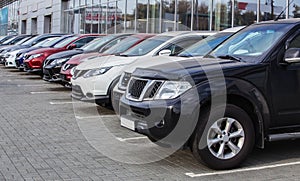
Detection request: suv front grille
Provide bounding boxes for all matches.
[126,77,164,101]
[128,79,148,99]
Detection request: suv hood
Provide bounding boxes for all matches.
[122,55,194,74]
[76,55,141,70]
[132,58,255,84]
[47,49,84,60]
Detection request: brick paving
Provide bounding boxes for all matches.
[0,66,300,180]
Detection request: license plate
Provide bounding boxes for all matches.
[121,116,135,131]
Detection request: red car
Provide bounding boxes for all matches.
[60,33,155,87]
[23,34,102,75]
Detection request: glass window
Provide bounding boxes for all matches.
[103,36,140,54]
[73,36,98,48]
[234,0,257,26]
[212,0,232,30]
[193,0,210,30]
[54,36,78,48]
[160,37,203,56]
[16,37,32,45]
[208,23,292,63]
[122,36,172,56]
[177,0,192,31]
[290,0,300,18]
[179,32,233,57]
[261,0,286,21]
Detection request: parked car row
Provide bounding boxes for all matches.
[2,19,300,170]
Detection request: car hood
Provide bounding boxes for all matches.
[76,55,140,70]
[122,55,195,74]
[18,46,43,54]
[27,47,64,55]
[47,49,83,60]
[132,58,255,85]
[66,52,100,65]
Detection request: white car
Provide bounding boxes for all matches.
[4,49,20,68]
[112,26,245,112]
[71,31,215,106]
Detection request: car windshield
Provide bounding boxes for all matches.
[32,37,59,47]
[103,36,141,54]
[80,36,114,51]
[53,36,78,48]
[179,32,233,57]
[40,37,63,47]
[16,37,31,45]
[2,37,15,44]
[207,23,291,63]
[122,36,172,56]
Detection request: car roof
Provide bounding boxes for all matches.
[131,33,156,39]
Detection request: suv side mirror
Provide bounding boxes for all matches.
[284,48,300,63]
[67,44,77,50]
[159,49,172,56]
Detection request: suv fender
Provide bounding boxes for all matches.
[196,78,270,148]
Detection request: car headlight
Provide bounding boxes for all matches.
[50,58,69,66]
[29,53,43,59]
[83,67,112,78]
[118,72,132,90]
[154,81,192,100]
[70,67,76,76]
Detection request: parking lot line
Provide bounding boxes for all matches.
[30,91,62,94]
[185,161,300,178]
[75,115,116,119]
[116,136,148,142]
[49,101,83,105]
[18,84,48,87]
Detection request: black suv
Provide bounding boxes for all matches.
[119,19,300,170]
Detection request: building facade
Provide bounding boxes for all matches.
[16,0,300,35]
[0,0,19,35]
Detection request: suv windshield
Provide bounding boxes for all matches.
[53,36,78,48]
[80,36,114,51]
[207,23,291,63]
[122,36,171,56]
[179,32,233,57]
[103,36,140,54]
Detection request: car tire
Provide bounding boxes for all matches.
[191,104,255,170]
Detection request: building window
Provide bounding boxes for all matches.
[44,15,52,33]
[31,18,37,35]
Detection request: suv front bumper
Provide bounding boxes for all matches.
[119,92,199,146]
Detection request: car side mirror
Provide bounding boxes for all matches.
[67,44,77,50]
[159,49,172,56]
[284,48,300,63]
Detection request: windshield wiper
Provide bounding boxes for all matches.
[217,55,242,62]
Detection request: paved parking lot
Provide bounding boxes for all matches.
[1,65,300,180]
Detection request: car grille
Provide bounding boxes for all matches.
[126,77,163,101]
[73,69,89,79]
[24,54,31,60]
[62,63,76,71]
[43,59,53,67]
[128,79,148,99]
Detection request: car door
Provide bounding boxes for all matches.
[270,29,300,127]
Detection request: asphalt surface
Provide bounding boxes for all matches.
[0,65,300,180]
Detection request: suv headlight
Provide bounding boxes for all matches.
[118,72,132,90]
[83,67,112,78]
[154,81,192,100]
[50,58,69,66]
[70,67,76,76]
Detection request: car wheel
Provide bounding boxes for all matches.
[191,104,255,170]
